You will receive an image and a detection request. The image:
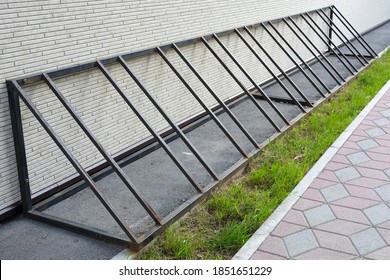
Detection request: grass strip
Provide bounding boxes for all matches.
[141,49,390,260]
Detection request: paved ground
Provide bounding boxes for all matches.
[234,81,390,260]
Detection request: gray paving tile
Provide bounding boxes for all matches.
[376,184,390,202]
[357,139,379,150]
[334,167,361,182]
[381,109,390,117]
[365,247,390,260]
[363,203,390,225]
[346,151,371,165]
[303,205,336,227]
[374,118,390,127]
[320,183,350,202]
[283,229,318,257]
[365,127,386,138]
[350,228,386,255]
[386,102,390,108]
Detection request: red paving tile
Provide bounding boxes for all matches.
[331,154,351,164]
[324,162,350,171]
[338,147,364,155]
[258,236,288,257]
[357,160,390,170]
[329,205,371,225]
[301,188,326,202]
[344,184,381,201]
[366,151,390,162]
[271,222,306,238]
[294,248,356,260]
[292,198,323,211]
[346,177,389,188]
[315,219,370,236]
[331,196,381,210]
[309,178,338,189]
[348,135,369,142]
[282,209,308,227]
[317,170,339,182]
[250,251,286,260]
[343,141,362,150]
[376,139,390,147]
[356,166,389,180]
[378,220,390,230]
[365,247,390,260]
[313,230,358,255]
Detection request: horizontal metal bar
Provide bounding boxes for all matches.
[26,210,134,249]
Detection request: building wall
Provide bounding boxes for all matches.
[1,0,390,214]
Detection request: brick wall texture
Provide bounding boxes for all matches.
[1,0,390,213]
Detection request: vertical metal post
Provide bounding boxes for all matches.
[97,60,218,183]
[317,9,367,65]
[42,74,163,225]
[286,16,346,83]
[200,37,281,133]
[327,6,333,53]
[331,6,377,57]
[156,47,249,158]
[11,80,139,244]
[171,43,261,149]
[281,17,343,86]
[211,34,290,125]
[234,28,309,111]
[301,14,357,75]
[261,22,328,97]
[7,82,32,213]
[303,12,358,73]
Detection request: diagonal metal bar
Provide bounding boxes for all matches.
[283,17,344,85]
[330,6,377,57]
[97,61,214,188]
[156,46,248,158]
[200,37,282,133]
[266,21,330,96]
[42,74,163,226]
[302,12,358,73]
[235,28,309,112]
[243,26,316,105]
[211,34,291,125]
[10,80,140,243]
[118,56,242,167]
[286,16,346,83]
[171,43,261,149]
[317,9,367,66]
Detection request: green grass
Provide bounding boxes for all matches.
[141,49,390,260]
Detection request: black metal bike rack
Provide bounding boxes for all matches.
[7,6,377,250]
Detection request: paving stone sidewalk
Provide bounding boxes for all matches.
[241,83,390,260]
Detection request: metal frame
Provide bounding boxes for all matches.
[7,6,377,250]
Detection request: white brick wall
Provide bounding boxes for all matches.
[1,0,390,213]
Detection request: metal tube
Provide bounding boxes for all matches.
[200,37,281,133]
[7,82,32,213]
[331,6,377,57]
[211,34,291,125]
[11,80,140,243]
[266,21,330,95]
[303,12,358,73]
[243,26,317,104]
[235,28,309,111]
[282,17,344,85]
[97,60,215,187]
[156,47,249,158]
[286,16,346,83]
[317,9,367,65]
[42,74,163,226]
[172,43,261,149]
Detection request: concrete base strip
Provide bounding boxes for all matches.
[233,79,390,260]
